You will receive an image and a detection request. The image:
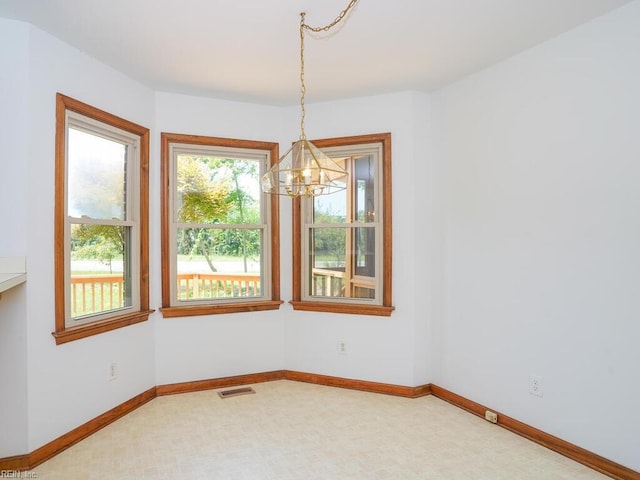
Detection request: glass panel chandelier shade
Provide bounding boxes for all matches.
[261,139,348,197]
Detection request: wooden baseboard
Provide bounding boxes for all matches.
[155,370,430,398]
[284,370,431,398]
[156,370,286,396]
[17,387,156,471]
[2,374,637,480]
[430,385,639,480]
[0,454,30,471]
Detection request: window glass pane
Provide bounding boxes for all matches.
[354,154,376,223]
[70,224,132,319]
[352,284,376,299]
[68,128,127,220]
[220,158,261,224]
[313,189,347,224]
[354,226,375,277]
[176,227,262,300]
[176,155,261,225]
[310,227,346,297]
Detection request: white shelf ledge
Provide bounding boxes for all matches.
[0,257,27,299]
[0,273,27,293]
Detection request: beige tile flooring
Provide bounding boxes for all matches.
[32,380,608,479]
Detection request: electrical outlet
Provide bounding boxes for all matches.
[108,362,118,381]
[529,375,543,397]
[484,410,498,424]
[337,340,347,355]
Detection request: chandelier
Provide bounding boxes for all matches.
[261,0,359,197]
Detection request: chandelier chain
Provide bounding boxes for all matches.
[299,12,307,139]
[303,0,359,33]
[298,0,359,140]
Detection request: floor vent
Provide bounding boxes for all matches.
[217,387,256,399]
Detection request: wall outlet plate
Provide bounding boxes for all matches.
[485,410,498,424]
[529,375,543,397]
[108,362,118,381]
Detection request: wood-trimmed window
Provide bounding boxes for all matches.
[160,133,282,317]
[54,93,151,344]
[291,133,394,316]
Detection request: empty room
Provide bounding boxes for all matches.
[0,0,638,478]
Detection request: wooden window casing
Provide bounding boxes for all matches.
[291,133,394,316]
[160,133,282,317]
[54,93,151,344]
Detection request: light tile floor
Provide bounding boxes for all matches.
[32,380,608,479]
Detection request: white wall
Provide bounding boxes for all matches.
[0,19,29,256]
[283,91,437,387]
[433,0,640,470]
[410,93,439,385]
[18,25,157,452]
[0,18,31,458]
[152,91,439,389]
[153,92,287,385]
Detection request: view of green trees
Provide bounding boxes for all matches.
[312,205,347,269]
[176,155,261,273]
[70,152,263,274]
[312,196,348,269]
[68,128,128,274]
[69,150,366,275]
[71,224,126,273]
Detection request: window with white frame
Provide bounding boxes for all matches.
[291,133,394,316]
[160,133,282,317]
[54,93,151,344]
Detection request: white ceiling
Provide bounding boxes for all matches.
[0,0,632,105]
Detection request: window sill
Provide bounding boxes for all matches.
[52,310,154,345]
[160,300,283,318]
[290,301,395,317]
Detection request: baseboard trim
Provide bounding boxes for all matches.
[156,370,286,396]
[0,454,30,471]
[0,387,157,472]
[430,385,639,480]
[155,370,431,398]
[284,370,431,398]
[2,375,637,480]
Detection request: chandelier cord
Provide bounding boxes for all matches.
[298,0,359,140]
